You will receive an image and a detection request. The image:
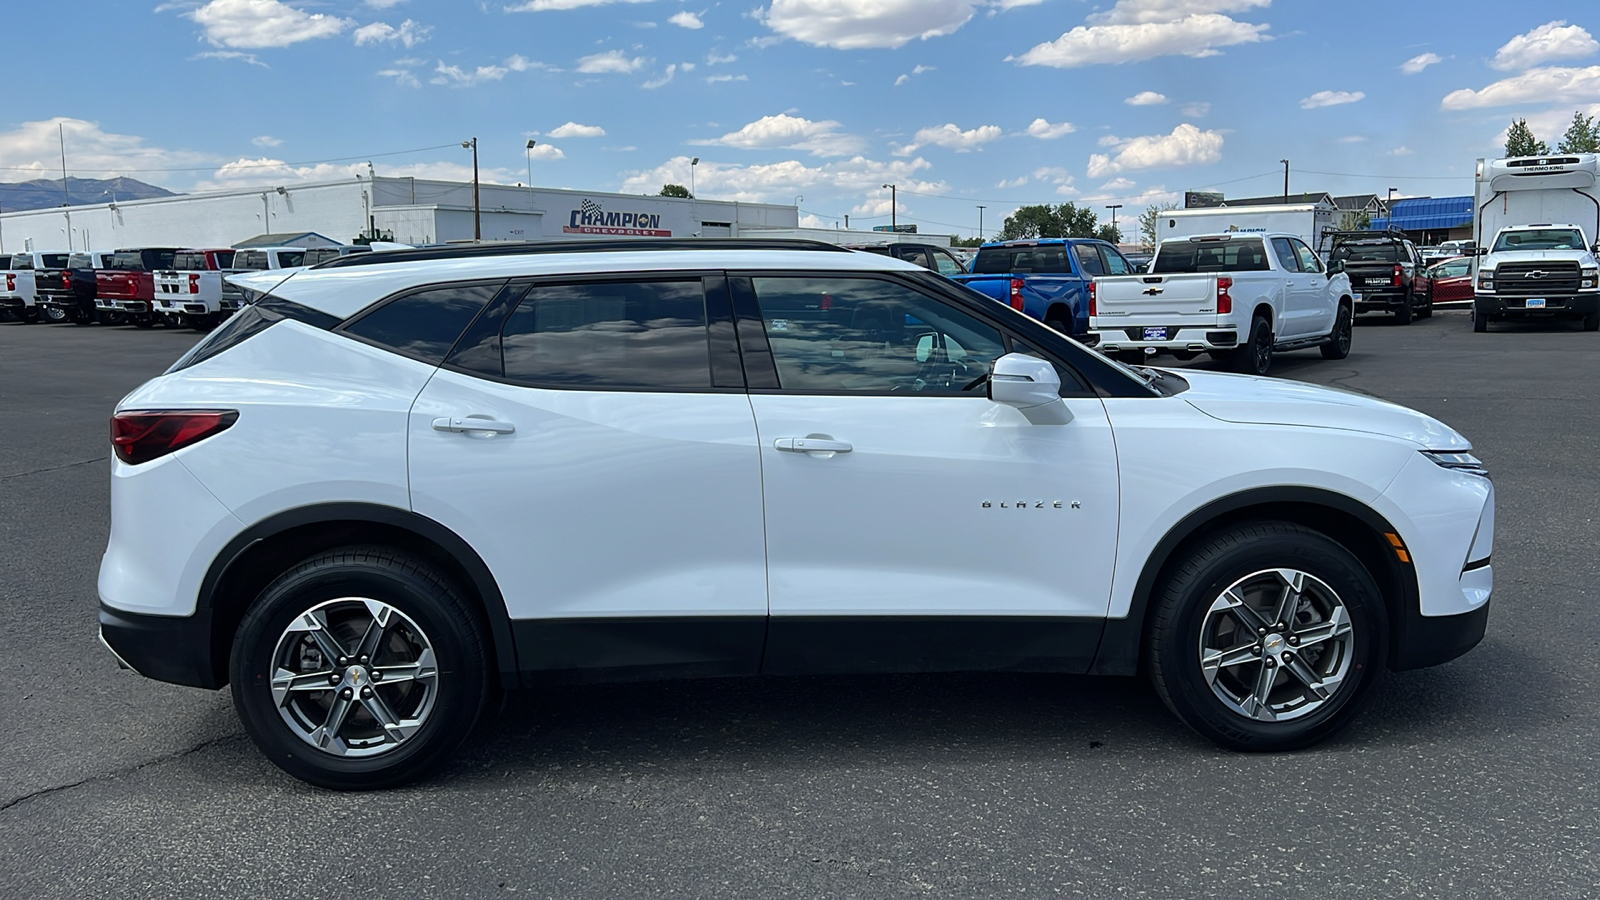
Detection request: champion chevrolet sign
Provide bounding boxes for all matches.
[563,199,672,237]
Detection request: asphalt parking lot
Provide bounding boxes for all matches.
[2,311,1597,899]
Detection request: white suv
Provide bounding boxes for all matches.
[99,240,1495,789]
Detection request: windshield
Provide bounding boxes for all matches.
[1330,241,1402,263]
[233,250,269,270]
[1152,238,1270,273]
[972,245,1074,275]
[1492,228,1586,252]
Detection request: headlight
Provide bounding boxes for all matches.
[1582,267,1597,289]
[1422,450,1489,478]
[1477,272,1494,290]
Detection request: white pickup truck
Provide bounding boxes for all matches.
[1,251,73,324]
[153,248,241,330]
[1088,232,1355,376]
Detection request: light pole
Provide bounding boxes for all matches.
[1105,203,1122,241]
[526,140,537,187]
[463,137,480,241]
[690,157,699,197]
[977,204,985,240]
[882,183,897,230]
[1279,158,1290,202]
[1386,186,1397,227]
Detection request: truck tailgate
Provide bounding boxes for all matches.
[1093,273,1219,324]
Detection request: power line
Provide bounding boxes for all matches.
[890,169,1283,208]
[1295,168,1471,182]
[0,142,464,174]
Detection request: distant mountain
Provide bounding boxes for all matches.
[0,176,177,213]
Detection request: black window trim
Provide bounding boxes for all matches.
[727,269,1112,399]
[436,269,745,395]
[334,277,514,369]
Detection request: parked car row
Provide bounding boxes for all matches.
[0,244,370,329]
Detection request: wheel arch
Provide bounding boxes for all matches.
[1088,486,1418,677]
[198,502,519,689]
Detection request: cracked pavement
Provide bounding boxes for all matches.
[1,312,1597,899]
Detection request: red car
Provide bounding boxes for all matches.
[1425,256,1473,306]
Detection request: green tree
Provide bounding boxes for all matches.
[659,183,693,198]
[1505,118,1551,158]
[1095,224,1122,244]
[1556,111,1600,153]
[1138,202,1179,250]
[951,235,987,248]
[997,202,1101,240]
[1337,211,1371,232]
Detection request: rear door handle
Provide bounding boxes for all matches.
[774,437,852,453]
[432,416,515,435]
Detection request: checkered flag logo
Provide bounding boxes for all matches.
[579,199,602,218]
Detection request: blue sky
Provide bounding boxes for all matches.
[2,1,1598,237]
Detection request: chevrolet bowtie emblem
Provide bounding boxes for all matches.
[1142,287,1164,295]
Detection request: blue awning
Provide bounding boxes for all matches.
[1369,196,1473,232]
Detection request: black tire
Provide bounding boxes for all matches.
[1320,303,1353,360]
[1146,522,1388,751]
[41,305,68,324]
[230,547,492,790]
[1231,315,1272,376]
[1418,291,1433,319]
[1044,309,1074,335]
[1472,308,1488,333]
[1584,310,1599,332]
[1113,349,1146,365]
[131,316,155,329]
[1394,293,1413,325]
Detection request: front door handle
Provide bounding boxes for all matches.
[775,437,852,454]
[432,416,516,435]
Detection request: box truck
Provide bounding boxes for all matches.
[1472,154,1600,332]
[1156,203,1338,255]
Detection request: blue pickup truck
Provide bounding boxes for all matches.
[951,238,1138,336]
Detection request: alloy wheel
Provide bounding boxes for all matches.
[1197,568,1354,722]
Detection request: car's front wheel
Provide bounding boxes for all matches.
[1320,303,1353,359]
[1146,522,1387,751]
[230,547,491,790]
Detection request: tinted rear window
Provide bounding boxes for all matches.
[1331,242,1402,263]
[8,255,32,269]
[342,283,501,365]
[972,246,1074,275]
[1152,239,1271,273]
[68,253,94,269]
[301,249,341,266]
[234,250,269,270]
[276,250,307,267]
[173,252,210,271]
[40,253,70,268]
[109,253,147,271]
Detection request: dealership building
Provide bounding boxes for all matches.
[0,176,801,253]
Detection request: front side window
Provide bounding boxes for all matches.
[1271,238,1302,272]
[932,249,965,276]
[1100,247,1134,276]
[1291,239,1323,273]
[750,276,1007,394]
[499,279,712,390]
[897,248,933,270]
[342,282,501,365]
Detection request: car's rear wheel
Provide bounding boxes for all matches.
[1394,294,1413,325]
[1231,316,1272,376]
[1146,522,1387,751]
[1472,308,1488,333]
[41,305,68,323]
[230,547,491,790]
[1044,309,1074,335]
[1320,303,1353,359]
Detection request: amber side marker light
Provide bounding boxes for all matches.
[1383,532,1411,563]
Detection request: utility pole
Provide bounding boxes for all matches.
[1279,158,1290,202]
[977,205,986,240]
[463,137,480,240]
[1105,203,1122,240]
[690,157,699,197]
[881,183,897,230]
[59,122,73,251]
[526,139,537,188]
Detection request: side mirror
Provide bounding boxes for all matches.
[1591,243,1600,254]
[1327,259,1344,276]
[989,353,1073,425]
[1476,247,1490,256]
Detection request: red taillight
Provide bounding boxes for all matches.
[1216,276,1233,315]
[820,292,833,311]
[1393,264,1403,286]
[61,272,72,289]
[4,274,12,291]
[1087,280,1097,317]
[1009,278,1025,311]
[189,273,201,294]
[111,410,238,465]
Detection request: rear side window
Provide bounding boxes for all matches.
[1074,245,1106,276]
[972,246,1074,275]
[276,250,307,267]
[167,294,341,373]
[213,251,236,268]
[1153,239,1271,273]
[9,255,33,270]
[174,252,209,271]
[498,279,711,390]
[342,283,501,365]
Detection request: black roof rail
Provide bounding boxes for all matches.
[1326,227,1407,240]
[311,237,853,269]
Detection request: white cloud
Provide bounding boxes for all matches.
[1098,177,1137,192]
[577,49,647,73]
[1025,118,1075,139]
[895,123,1003,155]
[1494,102,1600,146]
[1441,65,1600,110]
[757,0,998,50]
[706,73,748,83]
[707,51,737,64]
[364,0,406,7]
[1491,21,1598,71]
[1087,0,1270,25]
[187,0,351,48]
[997,176,1029,188]
[1085,123,1222,177]
[547,122,606,138]
[1031,166,1076,195]
[695,114,865,156]
[193,50,267,66]
[506,0,652,10]
[1125,90,1169,105]
[251,135,282,147]
[894,74,910,86]
[895,64,936,85]
[1387,146,1413,156]
[1338,134,1368,143]
[353,19,431,47]
[668,10,703,28]
[0,117,214,185]
[1300,89,1364,109]
[1400,52,1441,74]
[432,61,509,86]
[527,143,566,159]
[643,64,678,88]
[620,153,942,204]
[377,66,420,87]
[1181,101,1210,116]
[1013,14,1268,68]
[196,158,521,193]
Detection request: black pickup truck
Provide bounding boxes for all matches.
[38,251,116,324]
[1328,229,1433,324]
